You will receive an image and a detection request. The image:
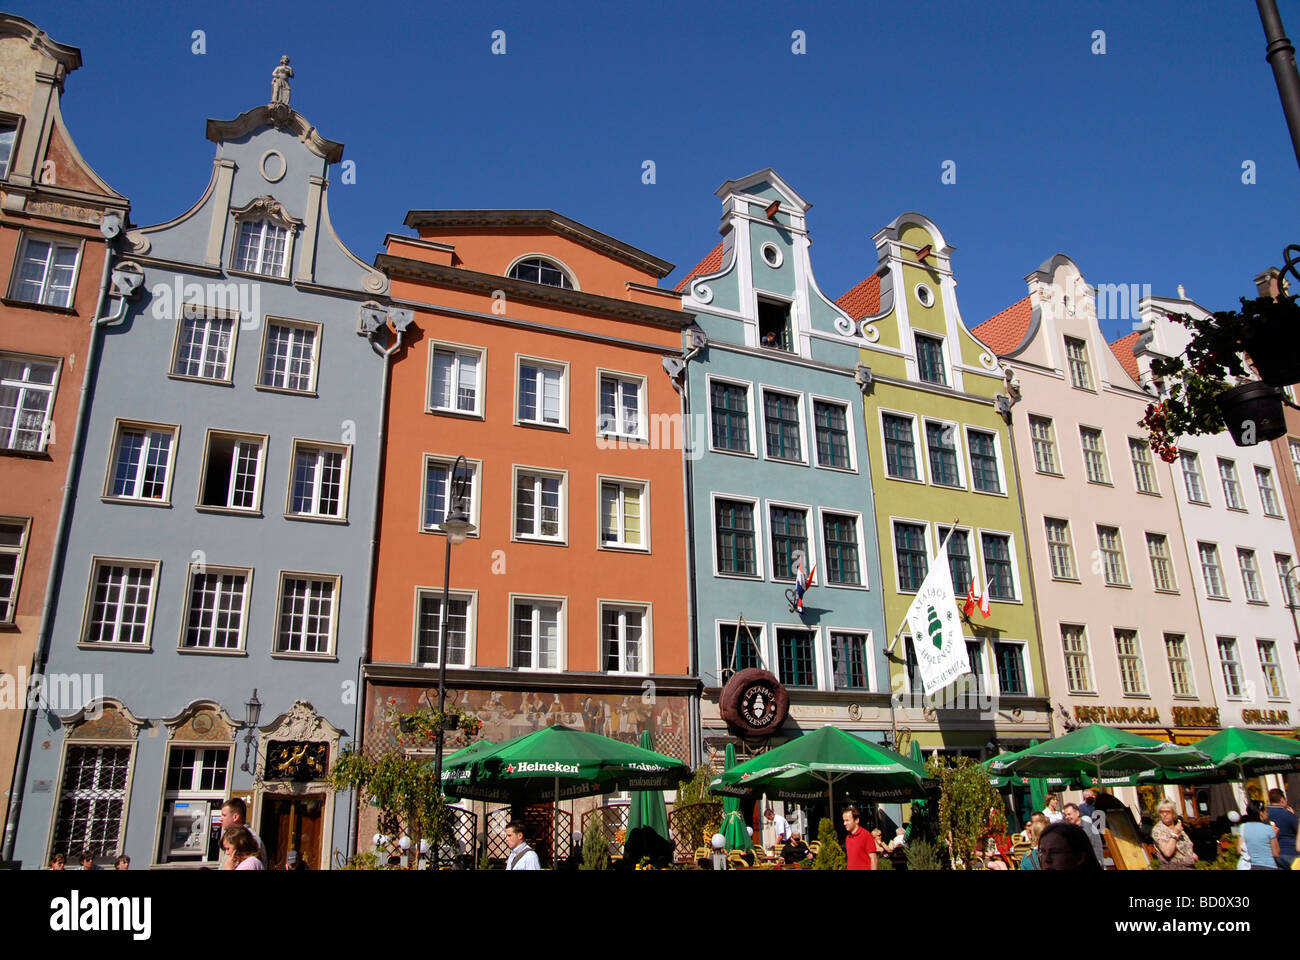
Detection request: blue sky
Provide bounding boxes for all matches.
[18,0,1300,340]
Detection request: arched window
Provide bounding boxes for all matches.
[508,257,574,290]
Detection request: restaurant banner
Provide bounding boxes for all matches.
[903,539,970,696]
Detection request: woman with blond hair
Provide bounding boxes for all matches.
[1150,800,1196,869]
[222,826,265,870]
[1018,820,1046,870]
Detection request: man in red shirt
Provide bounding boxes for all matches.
[842,806,877,870]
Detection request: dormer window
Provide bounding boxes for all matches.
[228,196,301,280]
[508,257,573,289]
[757,296,792,350]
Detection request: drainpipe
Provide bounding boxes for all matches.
[3,223,131,862]
[346,320,403,861]
[677,350,701,767]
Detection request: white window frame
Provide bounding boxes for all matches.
[976,527,1022,602]
[922,417,966,489]
[711,492,763,580]
[890,515,934,595]
[759,384,808,465]
[706,373,757,458]
[285,439,351,522]
[936,523,977,595]
[169,306,238,384]
[828,628,875,692]
[413,587,477,667]
[273,571,340,658]
[816,507,867,591]
[506,254,578,290]
[512,465,568,544]
[716,619,767,679]
[8,232,83,309]
[809,395,857,472]
[1198,541,1228,599]
[596,369,647,442]
[992,638,1032,697]
[879,408,926,484]
[1145,531,1179,593]
[1061,622,1095,694]
[514,355,568,430]
[767,499,814,584]
[1180,450,1208,504]
[178,564,253,653]
[599,600,653,675]
[1078,425,1112,485]
[154,743,233,866]
[1064,335,1094,390]
[196,429,267,514]
[428,340,486,418]
[1217,636,1245,699]
[1164,633,1197,698]
[1218,457,1246,511]
[597,475,649,552]
[1128,437,1161,495]
[0,352,59,452]
[913,331,950,387]
[1237,547,1266,604]
[1113,627,1149,697]
[79,557,161,649]
[229,218,292,279]
[103,420,179,505]
[257,318,321,395]
[772,622,822,690]
[1277,553,1300,609]
[1290,438,1300,486]
[965,426,1007,496]
[0,116,17,182]
[0,516,32,626]
[509,594,567,672]
[1257,638,1287,700]
[420,454,482,537]
[1254,466,1282,517]
[50,741,135,865]
[1095,524,1131,587]
[1043,516,1079,582]
[1028,414,1062,476]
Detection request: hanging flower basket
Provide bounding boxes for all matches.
[1217,381,1286,446]
[1239,297,1300,386]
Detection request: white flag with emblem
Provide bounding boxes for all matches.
[903,539,971,696]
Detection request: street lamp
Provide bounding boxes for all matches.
[240,689,262,773]
[1284,562,1300,651]
[431,456,475,868]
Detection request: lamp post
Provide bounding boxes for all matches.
[1284,562,1300,651]
[1258,0,1300,173]
[431,456,475,868]
[240,689,262,774]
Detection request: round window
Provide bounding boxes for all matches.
[915,283,935,308]
[761,243,783,268]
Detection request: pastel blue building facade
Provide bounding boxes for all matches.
[12,75,392,869]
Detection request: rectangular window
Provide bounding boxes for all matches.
[1146,533,1176,591]
[512,599,561,669]
[915,333,947,385]
[981,532,1015,599]
[1277,554,1300,608]
[289,443,347,519]
[965,641,985,695]
[895,522,928,592]
[52,745,132,862]
[276,575,337,655]
[431,347,482,415]
[260,321,318,393]
[233,220,287,277]
[1096,526,1129,586]
[721,623,762,674]
[813,401,851,469]
[763,390,802,461]
[602,605,646,673]
[181,566,249,650]
[416,593,470,666]
[1115,629,1147,695]
[1291,439,1300,485]
[517,360,565,427]
[0,519,30,624]
[1029,416,1060,474]
[1080,427,1110,484]
[1238,548,1264,603]
[1218,458,1245,510]
[107,422,176,502]
[1258,640,1286,699]
[883,413,920,480]
[172,313,234,381]
[710,381,751,453]
[1062,624,1093,693]
[423,457,477,532]
[1129,438,1159,494]
[600,480,644,549]
[769,506,809,581]
[0,120,15,180]
[514,470,563,540]
[599,374,642,439]
[157,746,230,865]
[715,499,757,576]
[1217,637,1244,698]
[1255,466,1281,516]
[822,513,861,586]
[777,629,817,688]
[903,637,922,694]
[1165,634,1194,697]
[994,642,1027,696]
[1199,542,1227,598]
[757,297,792,350]
[1180,451,1207,503]
[925,421,961,487]
[1045,518,1077,580]
[84,560,156,646]
[1065,336,1093,389]
[830,632,870,690]
[0,354,57,452]
[967,429,1002,493]
[199,432,264,511]
[12,236,78,308]
[938,525,972,594]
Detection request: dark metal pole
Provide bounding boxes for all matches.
[1258,0,1300,171]
[431,531,452,870]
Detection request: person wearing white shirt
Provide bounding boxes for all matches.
[762,806,790,849]
[1042,793,1064,824]
[504,821,541,870]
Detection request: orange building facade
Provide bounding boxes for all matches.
[361,211,697,853]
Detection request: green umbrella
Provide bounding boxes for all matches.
[988,724,1209,787]
[439,738,497,786]
[628,730,671,844]
[719,743,753,853]
[712,726,934,807]
[1131,727,1300,784]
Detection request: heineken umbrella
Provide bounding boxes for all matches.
[719,743,753,853]
[988,724,1210,787]
[1130,727,1300,785]
[628,730,671,844]
[711,726,934,808]
[439,738,498,787]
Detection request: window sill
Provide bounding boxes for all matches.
[1136,489,1162,498]
[1171,694,1202,700]
[825,581,869,591]
[1246,599,1268,606]
[1085,479,1114,488]
[1226,507,1248,514]
[930,481,967,491]
[1153,588,1181,595]
[1186,499,1211,507]
[714,571,763,582]
[285,512,349,525]
[813,462,857,474]
[0,447,52,460]
[1034,470,1065,478]
[971,487,1007,498]
[0,297,76,315]
[420,526,481,539]
[1052,576,1082,584]
[255,384,318,398]
[177,646,248,656]
[270,651,338,662]
[709,446,758,459]
[1263,512,1284,520]
[512,535,569,547]
[1103,582,1133,590]
[77,642,152,652]
[196,505,262,517]
[597,432,648,446]
[764,455,808,467]
[101,496,172,508]
[1120,692,1153,700]
[167,373,234,388]
[1068,690,1100,697]
[429,406,485,420]
[516,420,569,433]
[885,473,926,484]
[598,542,650,553]
[227,268,291,285]
[1204,595,1232,602]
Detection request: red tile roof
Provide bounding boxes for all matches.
[972,297,1032,356]
[674,242,724,292]
[836,274,882,318]
[1108,331,1142,384]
